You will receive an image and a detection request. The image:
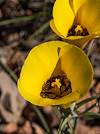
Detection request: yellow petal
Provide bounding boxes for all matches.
[72,0,87,14]
[18,41,65,105]
[50,20,98,48]
[53,0,74,37]
[64,34,97,48]
[76,0,100,34]
[50,19,64,38]
[50,20,96,48]
[18,41,93,106]
[60,45,93,96]
[18,41,65,97]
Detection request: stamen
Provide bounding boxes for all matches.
[68,24,89,36]
[75,25,83,34]
[40,73,72,99]
[51,78,61,88]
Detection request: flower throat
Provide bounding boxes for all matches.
[68,24,89,36]
[40,73,72,99]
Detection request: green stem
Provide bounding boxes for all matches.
[82,112,100,118]
[27,21,50,44]
[0,13,42,26]
[33,106,51,134]
[0,60,18,83]
[58,116,69,134]
[79,103,97,115]
[73,117,77,134]
[57,106,76,134]
[58,115,76,134]
[44,34,58,41]
[76,95,100,109]
[87,39,95,56]
[53,107,62,119]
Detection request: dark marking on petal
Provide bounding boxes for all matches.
[40,72,72,99]
[57,47,61,56]
[67,24,89,36]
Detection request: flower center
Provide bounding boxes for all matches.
[68,24,89,36]
[40,74,72,99]
[51,78,61,88]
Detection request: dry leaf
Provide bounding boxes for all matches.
[0,70,26,122]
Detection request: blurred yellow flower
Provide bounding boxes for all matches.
[18,41,93,107]
[50,0,100,47]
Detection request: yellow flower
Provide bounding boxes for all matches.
[50,0,100,47]
[18,41,93,107]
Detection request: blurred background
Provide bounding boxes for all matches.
[0,0,100,134]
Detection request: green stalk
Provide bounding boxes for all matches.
[76,95,100,109]
[33,106,51,134]
[27,21,50,43]
[0,60,18,83]
[82,112,100,118]
[79,103,97,115]
[0,13,42,26]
